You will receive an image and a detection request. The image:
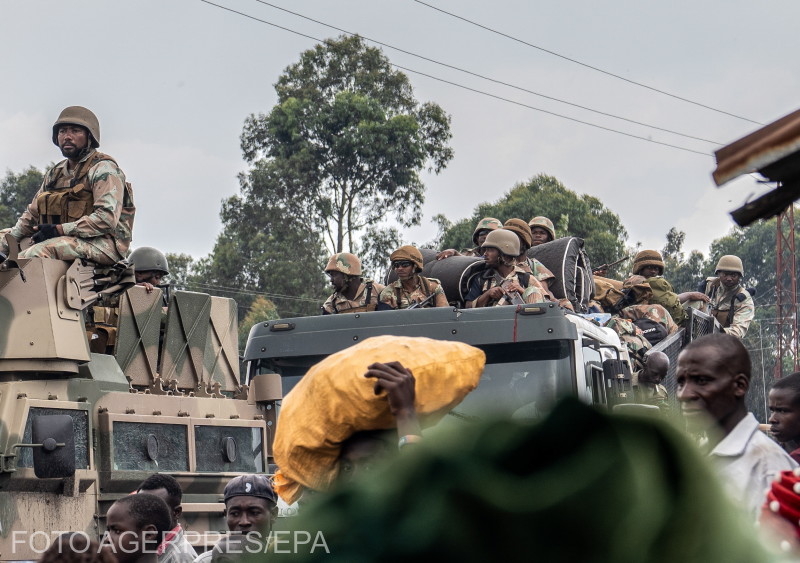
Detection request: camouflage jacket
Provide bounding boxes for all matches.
[2,149,134,260]
[632,370,669,410]
[461,247,481,257]
[464,266,547,307]
[322,280,385,314]
[703,278,755,339]
[516,257,556,283]
[378,276,448,309]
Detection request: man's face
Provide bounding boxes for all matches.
[530,227,551,247]
[482,247,500,267]
[103,502,157,563]
[392,260,415,281]
[327,270,348,293]
[717,270,742,290]
[676,346,745,432]
[339,435,390,483]
[768,388,800,444]
[639,265,662,278]
[225,496,274,534]
[475,229,491,247]
[135,270,165,286]
[141,487,180,528]
[57,125,90,160]
[640,361,667,386]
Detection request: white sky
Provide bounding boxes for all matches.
[2,0,798,262]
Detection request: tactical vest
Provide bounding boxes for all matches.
[478,269,531,306]
[331,281,377,314]
[35,152,126,225]
[394,276,435,308]
[701,278,746,328]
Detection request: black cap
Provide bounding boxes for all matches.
[223,475,277,505]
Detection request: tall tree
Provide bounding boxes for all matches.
[440,174,627,269]
[240,35,454,254]
[0,166,44,228]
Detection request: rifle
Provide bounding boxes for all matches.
[592,255,628,276]
[492,273,526,306]
[408,292,437,309]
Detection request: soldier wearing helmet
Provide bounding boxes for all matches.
[503,218,557,296]
[464,229,546,308]
[378,245,448,310]
[129,246,170,295]
[682,255,754,338]
[528,216,556,247]
[435,217,501,260]
[322,252,384,314]
[0,106,135,265]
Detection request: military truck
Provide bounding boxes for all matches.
[0,240,281,561]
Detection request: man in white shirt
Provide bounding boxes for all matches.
[677,333,797,518]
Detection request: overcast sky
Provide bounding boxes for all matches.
[2,0,798,264]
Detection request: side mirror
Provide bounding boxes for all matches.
[32,415,75,478]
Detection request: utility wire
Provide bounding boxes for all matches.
[198,0,711,157]
[250,0,721,145]
[411,0,763,126]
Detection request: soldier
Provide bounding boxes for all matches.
[321,252,383,314]
[528,216,556,247]
[684,255,755,339]
[465,229,546,308]
[378,246,448,310]
[137,474,198,563]
[129,246,170,296]
[503,218,556,293]
[0,106,135,265]
[632,351,670,410]
[630,249,687,325]
[436,217,502,259]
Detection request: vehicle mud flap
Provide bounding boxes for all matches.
[115,285,164,387]
[161,290,212,392]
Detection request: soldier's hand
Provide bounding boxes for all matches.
[436,249,459,260]
[31,224,61,244]
[364,361,416,418]
[504,281,524,294]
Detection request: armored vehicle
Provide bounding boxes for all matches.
[0,240,281,561]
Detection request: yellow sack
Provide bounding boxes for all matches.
[272,335,485,504]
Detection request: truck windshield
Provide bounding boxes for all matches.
[448,340,574,421]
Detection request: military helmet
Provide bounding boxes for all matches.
[528,216,556,241]
[390,245,424,272]
[472,217,502,245]
[481,228,520,257]
[632,250,665,276]
[52,106,100,148]
[128,246,170,275]
[503,218,533,249]
[715,255,744,276]
[325,252,362,276]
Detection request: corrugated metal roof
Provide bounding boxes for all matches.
[713,108,800,186]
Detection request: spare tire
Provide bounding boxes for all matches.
[384,252,485,305]
[528,237,594,312]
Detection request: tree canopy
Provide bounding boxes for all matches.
[440,174,627,268]
[0,166,44,228]
[240,35,454,253]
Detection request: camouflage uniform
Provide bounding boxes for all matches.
[632,370,669,410]
[701,277,755,339]
[323,280,385,314]
[378,276,448,309]
[516,256,556,284]
[0,149,134,265]
[465,267,547,307]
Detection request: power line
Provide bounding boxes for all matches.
[198,0,711,157]
[250,0,721,145]
[410,0,763,126]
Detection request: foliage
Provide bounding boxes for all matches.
[240,35,453,254]
[191,162,328,320]
[0,166,44,228]
[355,225,402,282]
[439,174,627,268]
[164,253,195,291]
[238,296,279,347]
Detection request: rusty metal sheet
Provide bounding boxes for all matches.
[713,108,800,186]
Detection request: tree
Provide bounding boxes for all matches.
[661,227,706,292]
[240,35,454,254]
[191,161,328,319]
[238,296,279,349]
[440,174,627,269]
[0,166,44,228]
[164,253,195,291]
